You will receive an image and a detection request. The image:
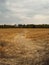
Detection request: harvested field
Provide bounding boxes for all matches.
[0,28,49,65]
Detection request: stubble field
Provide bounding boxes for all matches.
[0,28,49,65]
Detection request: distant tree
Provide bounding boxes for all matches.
[0,24,49,28]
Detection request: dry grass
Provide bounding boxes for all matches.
[0,28,49,65]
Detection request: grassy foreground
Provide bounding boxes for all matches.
[0,28,49,65]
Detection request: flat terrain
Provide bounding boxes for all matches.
[0,28,49,65]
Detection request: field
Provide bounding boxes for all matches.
[0,28,49,65]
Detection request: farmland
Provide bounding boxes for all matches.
[0,28,49,65]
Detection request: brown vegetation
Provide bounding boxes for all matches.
[0,28,49,65]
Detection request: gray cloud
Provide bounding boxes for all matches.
[0,0,49,24]
[0,0,5,3]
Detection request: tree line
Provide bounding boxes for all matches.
[0,24,49,28]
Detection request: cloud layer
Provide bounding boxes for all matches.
[0,0,49,24]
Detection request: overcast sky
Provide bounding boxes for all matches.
[0,0,49,24]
